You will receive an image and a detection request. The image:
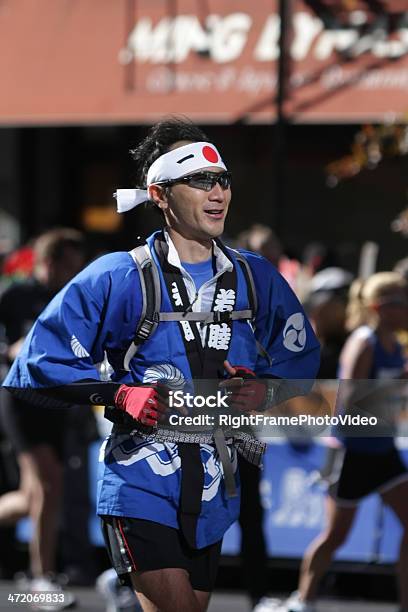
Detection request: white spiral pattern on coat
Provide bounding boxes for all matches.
[70,334,90,358]
[142,364,185,390]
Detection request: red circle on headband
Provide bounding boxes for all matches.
[202,146,219,163]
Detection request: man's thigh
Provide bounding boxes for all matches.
[131,567,209,612]
[101,517,221,592]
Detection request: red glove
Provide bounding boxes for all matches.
[114,385,168,426]
[221,364,266,413]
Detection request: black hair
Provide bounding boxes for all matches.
[130,117,209,188]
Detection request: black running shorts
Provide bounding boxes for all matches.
[330,447,408,505]
[0,397,69,461]
[100,516,222,592]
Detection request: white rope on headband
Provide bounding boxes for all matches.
[114,141,227,213]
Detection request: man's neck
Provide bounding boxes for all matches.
[167,228,213,263]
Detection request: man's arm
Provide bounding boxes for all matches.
[250,256,320,380]
[31,380,121,405]
[220,254,320,413]
[7,379,169,427]
[3,253,141,395]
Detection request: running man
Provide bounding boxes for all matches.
[4,118,320,612]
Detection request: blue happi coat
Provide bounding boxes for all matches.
[4,230,320,548]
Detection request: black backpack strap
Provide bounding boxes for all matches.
[123,244,161,371]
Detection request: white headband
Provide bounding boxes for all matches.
[114,141,227,213]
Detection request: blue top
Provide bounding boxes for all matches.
[3,231,320,548]
[181,258,215,291]
[339,326,404,454]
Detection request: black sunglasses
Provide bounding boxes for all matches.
[157,171,232,192]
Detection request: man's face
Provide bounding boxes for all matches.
[154,142,231,241]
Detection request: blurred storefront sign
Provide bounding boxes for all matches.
[1,0,407,124]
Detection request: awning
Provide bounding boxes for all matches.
[1,0,407,125]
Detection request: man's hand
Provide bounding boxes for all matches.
[114,384,168,426]
[219,360,267,413]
